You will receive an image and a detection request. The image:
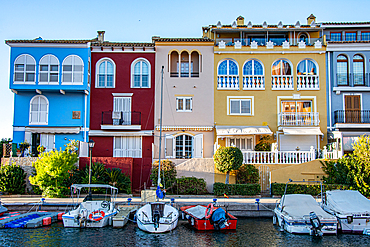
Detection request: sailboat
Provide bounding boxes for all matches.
[136,66,179,233]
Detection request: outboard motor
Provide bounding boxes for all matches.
[309,211,323,237]
[153,210,160,230]
[210,208,229,230]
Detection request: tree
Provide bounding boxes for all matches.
[150,160,177,192]
[236,164,260,184]
[0,164,26,194]
[29,140,78,197]
[214,146,243,184]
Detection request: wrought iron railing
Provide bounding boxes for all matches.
[101,111,141,125]
[334,110,370,124]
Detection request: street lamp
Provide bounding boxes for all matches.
[88,139,95,197]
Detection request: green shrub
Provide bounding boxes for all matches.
[213,182,260,196]
[106,168,131,194]
[0,164,27,194]
[150,160,177,192]
[236,164,259,184]
[214,146,243,184]
[254,135,272,151]
[78,162,108,184]
[271,183,350,196]
[175,177,207,195]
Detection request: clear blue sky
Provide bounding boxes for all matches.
[0,0,369,139]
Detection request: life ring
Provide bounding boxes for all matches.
[89,210,105,221]
[205,203,214,219]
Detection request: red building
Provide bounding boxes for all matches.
[89,32,155,192]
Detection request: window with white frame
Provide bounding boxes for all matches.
[39,55,59,84]
[229,137,253,151]
[114,136,142,158]
[228,96,253,115]
[243,59,263,76]
[96,58,114,88]
[131,58,150,88]
[40,134,55,152]
[62,55,83,84]
[176,97,192,112]
[14,54,36,83]
[175,135,192,159]
[29,95,48,125]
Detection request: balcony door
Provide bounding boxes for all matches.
[281,101,313,125]
[345,95,361,123]
[113,97,131,125]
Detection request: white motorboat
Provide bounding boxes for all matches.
[322,190,370,234]
[274,194,337,236]
[136,202,179,233]
[62,184,119,228]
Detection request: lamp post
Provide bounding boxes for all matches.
[88,139,95,197]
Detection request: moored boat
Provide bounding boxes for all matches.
[322,190,370,234]
[62,184,119,228]
[181,204,237,231]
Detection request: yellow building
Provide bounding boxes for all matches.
[203,15,327,186]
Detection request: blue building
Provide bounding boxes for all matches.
[6,38,93,155]
[323,22,370,155]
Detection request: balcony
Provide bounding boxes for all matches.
[217,75,239,90]
[334,110,370,124]
[170,72,199,78]
[243,75,265,90]
[271,76,293,90]
[215,38,323,47]
[278,112,320,126]
[242,150,315,164]
[336,73,369,87]
[297,75,319,90]
[101,111,141,130]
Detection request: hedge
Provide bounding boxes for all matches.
[213,182,260,196]
[175,177,208,195]
[271,183,350,196]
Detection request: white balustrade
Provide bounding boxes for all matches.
[271,76,294,90]
[297,75,319,90]
[243,76,265,90]
[278,112,319,126]
[217,75,239,90]
[242,149,315,164]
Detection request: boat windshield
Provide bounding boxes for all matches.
[83,194,112,202]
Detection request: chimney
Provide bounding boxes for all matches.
[307,14,316,25]
[97,31,105,43]
[152,36,160,43]
[237,16,244,26]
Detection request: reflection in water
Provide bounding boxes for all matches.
[0,219,369,247]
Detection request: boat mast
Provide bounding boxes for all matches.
[157,66,164,188]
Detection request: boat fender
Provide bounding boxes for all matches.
[205,203,214,219]
[89,210,105,221]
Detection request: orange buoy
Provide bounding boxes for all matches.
[57,212,64,221]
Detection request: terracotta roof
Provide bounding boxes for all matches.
[328,40,370,44]
[155,38,214,42]
[205,24,317,29]
[5,39,96,44]
[321,22,370,25]
[91,42,154,47]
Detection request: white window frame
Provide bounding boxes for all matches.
[228,137,254,151]
[227,96,254,116]
[113,136,142,158]
[14,54,36,84]
[29,95,49,125]
[176,97,192,112]
[95,57,116,88]
[131,58,151,88]
[39,54,59,85]
[62,55,84,85]
[40,134,55,152]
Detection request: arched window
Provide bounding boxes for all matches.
[14,54,36,83]
[217,59,239,89]
[131,58,150,88]
[297,59,319,90]
[175,134,192,159]
[39,55,59,84]
[29,95,48,125]
[242,59,264,89]
[337,55,348,86]
[353,54,365,86]
[271,59,293,90]
[62,55,83,84]
[96,58,115,88]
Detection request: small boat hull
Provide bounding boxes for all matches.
[181,205,237,231]
[62,210,117,228]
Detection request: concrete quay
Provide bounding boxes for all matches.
[0,195,279,217]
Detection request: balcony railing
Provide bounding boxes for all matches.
[101,111,141,126]
[170,72,199,78]
[334,110,370,124]
[217,75,239,89]
[271,75,294,90]
[242,150,315,164]
[336,73,369,87]
[278,112,320,126]
[297,75,319,90]
[243,75,265,90]
[215,38,323,47]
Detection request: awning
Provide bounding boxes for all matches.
[281,127,323,136]
[25,127,81,134]
[216,126,273,136]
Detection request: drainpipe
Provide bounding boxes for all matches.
[84,93,87,142]
[328,51,332,131]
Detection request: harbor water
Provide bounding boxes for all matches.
[1,218,369,247]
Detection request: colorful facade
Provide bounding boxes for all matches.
[323,22,370,156]
[6,38,92,154]
[89,32,155,191]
